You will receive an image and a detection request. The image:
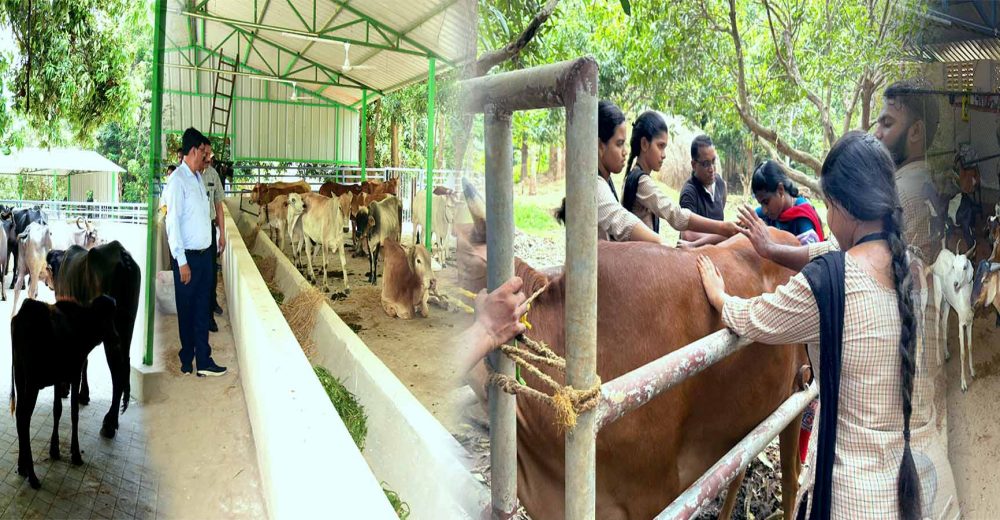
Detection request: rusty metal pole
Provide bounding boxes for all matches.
[484,104,518,520]
[597,330,752,430]
[656,383,819,520]
[563,62,599,520]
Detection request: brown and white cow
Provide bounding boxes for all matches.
[380,239,435,319]
[458,188,806,519]
[259,194,290,251]
[356,195,402,285]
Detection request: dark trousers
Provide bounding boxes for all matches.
[172,248,213,368]
[210,220,219,316]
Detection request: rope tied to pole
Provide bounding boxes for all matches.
[486,283,601,432]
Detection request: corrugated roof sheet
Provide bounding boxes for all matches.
[165,0,472,106]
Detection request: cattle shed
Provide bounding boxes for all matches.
[144,0,475,517]
[0,147,125,203]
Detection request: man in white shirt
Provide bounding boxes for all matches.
[162,128,227,377]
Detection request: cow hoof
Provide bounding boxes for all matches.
[16,464,27,477]
[100,424,117,439]
[79,395,89,406]
[49,447,61,460]
[71,454,84,466]
[28,476,41,490]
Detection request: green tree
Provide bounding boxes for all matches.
[0,0,147,147]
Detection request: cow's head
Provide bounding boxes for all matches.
[44,249,67,292]
[286,193,305,216]
[83,220,99,249]
[409,244,436,293]
[0,205,12,221]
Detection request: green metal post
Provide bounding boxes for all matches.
[334,106,340,181]
[68,175,72,200]
[17,173,23,201]
[424,58,435,251]
[360,89,367,181]
[144,0,168,366]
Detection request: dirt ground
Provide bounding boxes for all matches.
[280,232,475,433]
[945,310,1000,518]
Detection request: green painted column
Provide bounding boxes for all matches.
[144,0,168,366]
[334,106,340,181]
[360,89,367,182]
[424,58,435,251]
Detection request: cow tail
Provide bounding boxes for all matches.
[9,365,14,416]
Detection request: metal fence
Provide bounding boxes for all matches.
[460,57,816,520]
[0,199,148,224]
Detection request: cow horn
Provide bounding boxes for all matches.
[76,217,84,229]
[966,241,977,258]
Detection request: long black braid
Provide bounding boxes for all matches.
[821,131,921,519]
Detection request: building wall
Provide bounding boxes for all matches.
[70,171,118,203]
[163,49,360,165]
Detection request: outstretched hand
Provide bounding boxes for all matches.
[736,205,774,259]
[697,255,727,311]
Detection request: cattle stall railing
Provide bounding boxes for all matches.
[0,199,148,224]
[459,57,816,520]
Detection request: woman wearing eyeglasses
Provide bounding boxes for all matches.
[620,111,739,242]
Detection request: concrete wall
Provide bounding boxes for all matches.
[219,203,397,520]
[227,198,488,518]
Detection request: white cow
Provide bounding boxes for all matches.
[931,242,977,391]
[50,217,99,251]
[286,192,348,291]
[412,189,460,266]
[11,222,53,315]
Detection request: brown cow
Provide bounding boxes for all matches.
[458,197,806,519]
[380,239,435,319]
[361,177,399,196]
[250,180,311,206]
[319,181,362,198]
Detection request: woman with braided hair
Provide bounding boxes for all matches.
[698,131,957,519]
[619,110,739,240]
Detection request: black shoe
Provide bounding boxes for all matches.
[213,303,224,316]
[197,362,227,377]
[181,364,193,375]
[208,319,219,333]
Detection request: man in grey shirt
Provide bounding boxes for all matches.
[199,142,227,332]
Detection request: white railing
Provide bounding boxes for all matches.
[0,199,149,224]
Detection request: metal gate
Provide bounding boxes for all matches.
[459,57,817,520]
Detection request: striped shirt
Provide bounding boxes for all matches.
[722,255,957,519]
[597,175,643,241]
[629,175,691,232]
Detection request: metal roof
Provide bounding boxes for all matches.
[912,1,1000,62]
[164,0,472,107]
[0,148,126,175]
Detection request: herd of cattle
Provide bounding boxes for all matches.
[251,176,461,319]
[926,199,1000,392]
[1,204,141,489]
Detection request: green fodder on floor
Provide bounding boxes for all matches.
[381,482,411,519]
[313,365,368,452]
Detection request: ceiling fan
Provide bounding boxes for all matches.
[288,82,314,102]
[337,42,376,73]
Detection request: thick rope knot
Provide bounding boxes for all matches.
[490,333,602,432]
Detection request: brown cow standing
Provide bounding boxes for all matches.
[319,181,362,198]
[458,197,806,519]
[249,180,311,206]
[380,239,435,319]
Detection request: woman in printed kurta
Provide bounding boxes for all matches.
[698,132,957,520]
[619,111,738,240]
[752,160,825,246]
